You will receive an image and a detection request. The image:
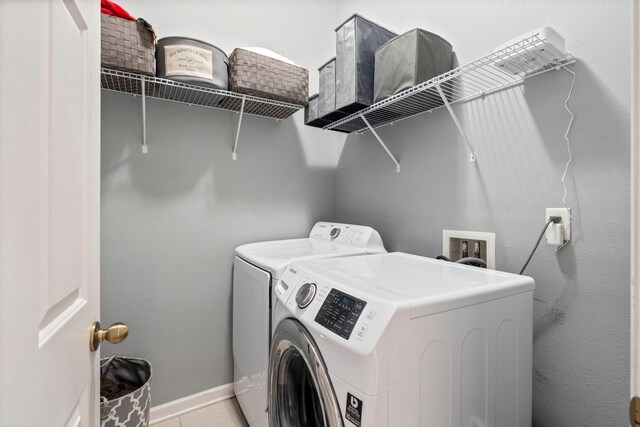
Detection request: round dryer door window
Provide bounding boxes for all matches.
[269,318,343,427]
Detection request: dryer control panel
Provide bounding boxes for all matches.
[315,288,366,340]
[309,222,384,249]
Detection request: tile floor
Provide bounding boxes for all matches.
[153,398,248,427]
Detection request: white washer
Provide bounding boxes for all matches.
[270,252,534,427]
[233,222,386,426]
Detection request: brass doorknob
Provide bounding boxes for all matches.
[89,321,129,352]
[631,396,640,425]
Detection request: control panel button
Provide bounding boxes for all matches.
[275,282,288,296]
[365,310,376,320]
[355,324,369,341]
[330,227,341,239]
[296,283,317,309]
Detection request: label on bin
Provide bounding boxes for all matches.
[164,45,213,80]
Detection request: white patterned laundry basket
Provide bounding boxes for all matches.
[100,356,152,427]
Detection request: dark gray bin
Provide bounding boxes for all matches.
[305,94,325,127]
[335,14,397,114]
[374,28,453,103]
[304,94,350,133]
[318,58,349,121]
[156,37,229,90]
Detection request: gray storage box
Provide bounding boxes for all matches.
[229,48,309,105]
[156,37,228,90]
[305,94,326,127]
[101,14,155,76]
[304,94,349,133]
[335,14,397,113]
[374,28,453,102]
[318,58,348,121]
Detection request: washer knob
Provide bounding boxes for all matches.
[296,283,317,309]
[330,227,341,239]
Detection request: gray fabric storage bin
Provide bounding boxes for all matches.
[318,58,348,121]
[304,94,350,133]
[374,28,453,103]
[335,14,397,114]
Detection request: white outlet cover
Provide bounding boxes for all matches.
[545,207,571,241]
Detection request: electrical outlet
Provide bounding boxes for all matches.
[546,208,571,243]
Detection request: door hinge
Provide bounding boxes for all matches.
[630,396,640,425]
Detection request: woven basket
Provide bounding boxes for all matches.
[101,14,155,76]
[229,48,309,106]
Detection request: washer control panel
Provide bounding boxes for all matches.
[315,288,366,340]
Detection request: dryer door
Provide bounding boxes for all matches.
[233,256,272,424]
[269,318,344,427]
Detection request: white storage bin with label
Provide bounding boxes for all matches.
[156,36,229,90]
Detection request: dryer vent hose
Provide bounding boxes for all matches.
[435,255,487,269]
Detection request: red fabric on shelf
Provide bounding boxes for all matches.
[100,0,136,21]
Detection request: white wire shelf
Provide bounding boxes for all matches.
[101,68,305,157]
[324,34,575,135]
[101,68,303,120]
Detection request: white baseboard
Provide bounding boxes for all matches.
[149,383,235,424]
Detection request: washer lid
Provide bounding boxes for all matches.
[235,238,375,280]
[294,252,535,318]
[234,222,386,279]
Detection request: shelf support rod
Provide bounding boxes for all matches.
[360,114,400,173]
[435,83,476,162]
[232,96,246,160]
[141,76,148,154]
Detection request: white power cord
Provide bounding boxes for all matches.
[560,65,576,209]
[555,65,576,252]
[523,65,576,275]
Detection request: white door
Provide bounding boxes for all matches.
[0,0,101,426]
[633,1,640,425]
[634,3,640,427]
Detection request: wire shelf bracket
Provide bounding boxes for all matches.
[232,96,246,160]
[361,114,400,173]
[435,83,476,162]
[141,76,148,153]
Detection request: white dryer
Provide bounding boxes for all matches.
[232,222,386,426]
[270,252,534,427]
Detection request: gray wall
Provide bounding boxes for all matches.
[102,0,631,425]
[101,0,339,405]
[334,1,630,426]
